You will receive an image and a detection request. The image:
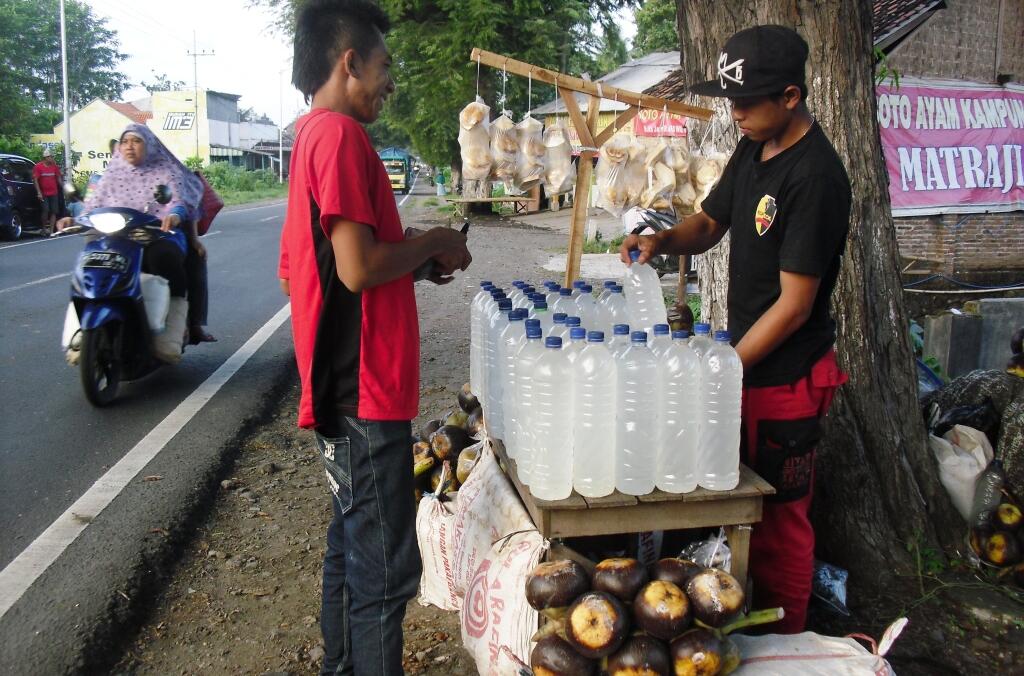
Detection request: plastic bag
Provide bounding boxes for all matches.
[928,424,994,520]
[678,528,731,571]
[639,141,677,210]
[812,560,851,616]
[459,98,492,182]
[595,132,633,216]
[542,120,575,195]
[931,399,1001,441]
[489,112,520,191]
[514,115,545,194]
[690,154,725,214]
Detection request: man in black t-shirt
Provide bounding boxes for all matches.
[620,25,850,633]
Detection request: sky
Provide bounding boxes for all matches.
[85,0,638,129]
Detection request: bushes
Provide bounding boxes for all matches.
[197,161,278,193]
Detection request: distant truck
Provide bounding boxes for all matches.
[378,147,414,194]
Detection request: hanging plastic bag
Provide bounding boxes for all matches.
[490,112,520,192]
[459,98,492,182]
[639,140,676,211]
[542,120,575,195]
[595,132,633,216]
[514,115,545,194]
[928,424,994,521]
[690,153,725,213]
[623,138,649,208]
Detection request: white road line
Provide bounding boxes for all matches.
[259,215,278,222]
[0,303,292,619]
[0,272,70,295]
[0,233,83,251]
[398,171,421,207]
[224,201,286,215]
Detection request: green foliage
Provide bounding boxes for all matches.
[140,71,187,93]
[0,0,128,139]
[184,156,205,172]
[582,231,625,254]
[201,162,279,194]
[632,0,678,57]
[873,46,901,89]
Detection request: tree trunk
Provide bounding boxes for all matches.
[674,0,961,578]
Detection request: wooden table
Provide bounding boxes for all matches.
[494,442,775,587]
[445,196,530,218]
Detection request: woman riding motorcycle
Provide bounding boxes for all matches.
[58,125,204,363]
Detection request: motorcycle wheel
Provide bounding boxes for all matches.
[80,324,121,406]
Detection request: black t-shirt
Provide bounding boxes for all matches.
[701,123,851,387]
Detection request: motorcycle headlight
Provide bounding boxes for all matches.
[88,212,128,234]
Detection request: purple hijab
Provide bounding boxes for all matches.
[85,124,204,220]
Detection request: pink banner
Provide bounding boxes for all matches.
[876,81,1024,216]
[633,109,689,137]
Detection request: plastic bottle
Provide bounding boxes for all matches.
[572,331,617,498]
[570,279,586,299]
[604,285,630,339]
[616,331,659,496]
[485,298,513,436]
[564,326,587,364]
[529,336,575,501]
[529,299,553,336]
[623,249,668,336]
[563,316,582,345]
[513,324,545,474]
[649,323,672,359]
[470,281,494,398]
[700,330,742,491]
[597,280,617,306]
[550,312,568,340]
[508,280,526,307]
[553,287,575,317]
[657,330,701,493]
[497,309,527,444]
[575,284,599,331]
[545,283,562,308]
[518,286,540,311]
[608,323,632,359]
[689,322,714,360]
[478,289,506,410]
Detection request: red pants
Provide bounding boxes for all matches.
[742,350,846,633]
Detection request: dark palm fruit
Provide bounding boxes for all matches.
[526,560,591,611]
[592,558,649,602]
[466,406,485,437]
[531,634,596,676]
[649,558,703,590]
[985,530,1021,566]
[458,382,481,413]
[969,526,992,558]
[420,418,442,443]
[670,628,723,676]
[445,409,469,429]
[430,425,471,461]
[633,580,692,641]
[685,569,745,629]
[996,502,1022,530]
[606,634,672,676]
[566,591,630,659]
[412,441,432,459]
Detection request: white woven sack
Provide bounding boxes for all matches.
[460,530,545,676]
[415,491,460,611]
[929,424,993,520]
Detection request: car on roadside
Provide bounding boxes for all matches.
[1,153,49,240]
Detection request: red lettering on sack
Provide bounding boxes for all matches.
[464,560,491,639]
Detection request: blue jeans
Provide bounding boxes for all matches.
[315,417,421,676]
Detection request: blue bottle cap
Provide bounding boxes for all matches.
[523,286,536,295]
[509,311,524,321]
[672,330,689,340]
[612,285,623,293]
[694,322,711,334]
[552,312,567,324]
[587,331,605,342]
[653,324,670,335]
[515,308,529,319]
[491,289,506,298]
[559,287,573,296]
[581,284,593,293]
[572,280,586,289]
[480,280,493,288]
[714,330,732,342]
[533,301,548,310]
[529,292,545,302]
[565,316,581,327]
[629,249,640,262]
[543,280,557,289]
[631,330,648,343]
[613,324,630,335]
[570,327,587,340]
[526,326,543,339]
[545,336,563,349]
[512,280,524,287]
[603,280,616,288]
[497,299,512,310]
[525,318,541,329]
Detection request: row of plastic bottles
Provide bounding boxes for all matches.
[469,278,742,501]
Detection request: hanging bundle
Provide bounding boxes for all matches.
[542,120,575,195]
[489,112,520,191]
[690,152,728,214]
[594,132,633,216]
[514,115,545,193]
[459,98,492,182]
[639,139,676,211]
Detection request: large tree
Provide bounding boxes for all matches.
[0,0,128,138]
[675,0,960,577]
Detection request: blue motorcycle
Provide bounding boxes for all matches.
[61,188,187,406]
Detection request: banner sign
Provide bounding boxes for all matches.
[633,109,689,137]
[876,81,1024,216]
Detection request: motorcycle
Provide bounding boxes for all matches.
[60,185,187,406]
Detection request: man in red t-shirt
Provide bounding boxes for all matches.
[33,150,63,234]
[279,2,471,674]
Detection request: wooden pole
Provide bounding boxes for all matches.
[564,93,604,287]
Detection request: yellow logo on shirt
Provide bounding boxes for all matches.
[755,194,777,236]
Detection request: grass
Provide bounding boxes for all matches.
[219,183,289,206]
[582,232,626,254]
[422,197,440,207]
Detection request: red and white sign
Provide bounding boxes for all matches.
[633,108,689,137]
[876,80,1024,216]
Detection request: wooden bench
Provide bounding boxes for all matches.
[494,441,775,587]
[444,196,531,219]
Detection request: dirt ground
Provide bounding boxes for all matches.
[113,206,563,676]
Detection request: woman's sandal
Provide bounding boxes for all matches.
[188,327,218,345]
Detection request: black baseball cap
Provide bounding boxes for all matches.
[689,25,808,99]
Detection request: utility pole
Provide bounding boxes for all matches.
[187,31,214,163]
[59,0,72,179]
[279,68,284,183]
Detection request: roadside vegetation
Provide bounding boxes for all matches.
[187,159,288,206]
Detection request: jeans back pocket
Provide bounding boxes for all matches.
[316,432,353,514]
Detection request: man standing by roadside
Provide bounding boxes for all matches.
[33,149,62,234]
[279,1,471,673]
[621,25,850,633]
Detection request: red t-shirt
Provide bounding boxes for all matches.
[279,109,419,427]
[33,162,61,196]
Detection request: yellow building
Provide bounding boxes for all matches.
[32,90,284,174]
